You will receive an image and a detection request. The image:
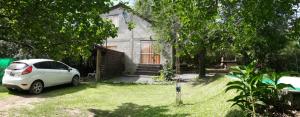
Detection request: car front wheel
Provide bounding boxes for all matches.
[72,76,80,86]
[29,81,44,94]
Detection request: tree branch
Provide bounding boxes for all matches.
[0,37,34,49]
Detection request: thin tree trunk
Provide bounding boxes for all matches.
[198,48,206,78]
[172,45,176,69]
[79,55,83,75]
[96,49,101,82]
[242,51,250,65]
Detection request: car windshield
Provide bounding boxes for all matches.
[7,62,28,70]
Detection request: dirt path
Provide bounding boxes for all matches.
[0,95,45,116]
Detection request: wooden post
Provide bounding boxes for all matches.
[95,48,101,82]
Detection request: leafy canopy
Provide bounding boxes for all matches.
[221,0,299,63]
[0,0,117,59]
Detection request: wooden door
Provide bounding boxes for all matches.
[140,41,160,64]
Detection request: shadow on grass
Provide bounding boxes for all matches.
[6,82,150,98]
[191,74,224,86]
[88,103,190,117]
[225,109,246,117]
[7,83,90,98]
[98,81,150,86]
[0,85,8,92]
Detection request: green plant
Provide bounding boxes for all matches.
[259,72,294,116]
[226,61,294,116]
[127,21,136,31]
[153,75,164,81]
[226,62,264,116]
[159,62,175,81]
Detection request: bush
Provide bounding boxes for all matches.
[159,62,175,81]
[226,61,294,116]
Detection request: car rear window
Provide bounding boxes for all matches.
[7,62,28,70]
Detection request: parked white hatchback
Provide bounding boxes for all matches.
[2,59,80,94]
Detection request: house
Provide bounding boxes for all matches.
[101,4,173,74]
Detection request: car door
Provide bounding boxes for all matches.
[33,61,56,87]
[50,61,73,84]
[58,62,74,83]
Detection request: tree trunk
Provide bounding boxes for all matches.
[242,51,250,65]
[95,49,101,82]
[198,48,206,78]
[79,55,83,75]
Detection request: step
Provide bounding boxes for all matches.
[137,64,162,68]
[137,66,162,70]
[138,64,162,66]
[135,64,162,75]
[136,68,161,71]
[135,71,160,75]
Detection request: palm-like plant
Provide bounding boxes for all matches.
[226,62,265,116]
[226,62,294,116]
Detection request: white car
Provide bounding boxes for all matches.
[2,59,80,94]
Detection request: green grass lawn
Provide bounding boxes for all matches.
[5,76,243,117]
[0,85,10,100]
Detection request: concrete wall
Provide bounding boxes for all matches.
[102,7,172,74]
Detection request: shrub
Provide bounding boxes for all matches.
[258,72,294,116]
[159,62,175,81]
[226,61,293,116]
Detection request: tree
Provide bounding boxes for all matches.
[221,0,300,65]
[0,0,117,60]
[136,0,300,76]
[136,0,221,78]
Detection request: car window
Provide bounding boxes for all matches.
[33,61,52,69]
[51,62,68,70]
[7,62,28,70]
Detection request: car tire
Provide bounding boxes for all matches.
[29,81,44,94]
[72,76,80,86]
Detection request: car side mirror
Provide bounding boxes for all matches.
[68,68,72,72]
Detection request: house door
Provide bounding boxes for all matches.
[140,41,160,64]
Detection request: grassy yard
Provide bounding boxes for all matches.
[0,85,10,100]
[3,76,243,117]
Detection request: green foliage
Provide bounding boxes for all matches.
[148,0,222,56]
[152,75,163,81]
[136,0,224,76]
[267,41,300,72]
[226,62,263,116]
[259,72,295,116]
[136,0,300,69]
[226,62,294,116]
[0,41,19,58]
[135,0,153,19]
[127,21,136,31]
[159,62,175,81]
[151,41,162,55]
[0,0,117,59]
[221,0,299,64]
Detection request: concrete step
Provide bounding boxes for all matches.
[137,64,162,68]
[136,68,161,72]
[135,71,160,75]
[135,64,162,75]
